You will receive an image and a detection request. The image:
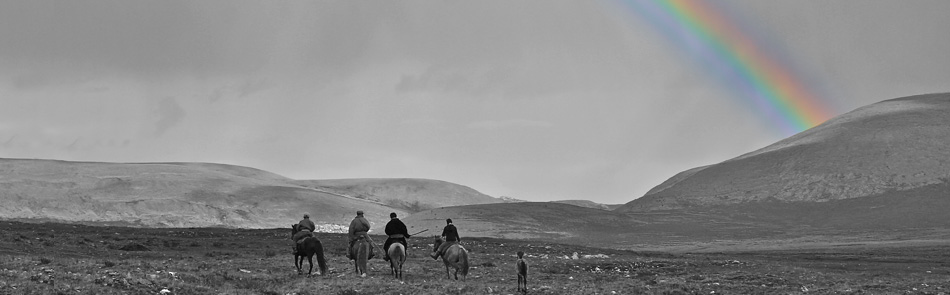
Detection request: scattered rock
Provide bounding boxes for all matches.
[119,243,150,251]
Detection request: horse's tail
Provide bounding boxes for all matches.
[315,240,328,275]
[391,243,406,263]
[458,247,470,278]
[356,240,370,274]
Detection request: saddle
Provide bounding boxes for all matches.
[349,234,375,260]
[294,230,314,244]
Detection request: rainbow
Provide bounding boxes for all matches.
[615,0,835,135]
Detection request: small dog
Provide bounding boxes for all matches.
[517,251,528,294]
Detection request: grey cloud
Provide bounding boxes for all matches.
[66,137,81,151]
[236,79,268,98]
[0,0,279,78]
[207,78,269,102]
[3,135,15,149]
[85,86,110,93]
[208,87,227,103]
[151,97,186,136]
[467,119,554,130]
[395,66,510,96]
[10,73,50,91]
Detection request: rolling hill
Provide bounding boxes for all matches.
[0,158,409,229]
[402,202,640,241]
[396,93,950,250]
[294,178,503,212]
[617,93,950,230]
[0,159,517,229]
[551,200,623,211]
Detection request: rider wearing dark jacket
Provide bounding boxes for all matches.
[292,214,316,254]
[431,218,461,259]
[383,212,410,261]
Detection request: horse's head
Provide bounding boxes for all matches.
[291,224,299,235]
[432,237,444,252]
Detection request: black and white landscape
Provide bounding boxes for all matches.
[3,1,950,294]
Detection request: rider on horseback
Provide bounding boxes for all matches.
[430,218,460,260]
[292,214,317,255]
[347,210,378,260]
[383,212,410,261]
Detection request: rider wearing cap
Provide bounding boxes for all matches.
[383,212,410,261]
[292,213,316,254]
[347,210,378,260]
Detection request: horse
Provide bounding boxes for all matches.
[349,235,372,277]
[388,242,406,280]
[432,238,469,281]
[291,224,328,277]
[517,251,528,294]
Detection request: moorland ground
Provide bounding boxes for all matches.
[1,221,949,294]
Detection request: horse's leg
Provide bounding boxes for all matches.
[397,258,403,280]
[295,255,301,274]
[307,255,314,276]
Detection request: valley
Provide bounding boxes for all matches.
[1,221,949,294]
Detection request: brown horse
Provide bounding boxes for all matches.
[517,251,528,294]
[291,224,328,276]
[388,242,406,280]
[432,238,469,281]
[349,236,372,277]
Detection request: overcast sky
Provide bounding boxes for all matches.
[2,0,949,204]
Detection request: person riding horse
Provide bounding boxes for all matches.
[430,218,460,260]
[383,212,411,261]
[347,210,378,260]
[292,214,316,255]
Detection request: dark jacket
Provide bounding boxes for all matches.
[385,218,409,238]
[441,224,460,242]
[297,218,316,232]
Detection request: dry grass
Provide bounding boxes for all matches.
[2,221,950,294]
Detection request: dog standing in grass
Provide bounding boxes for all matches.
[517,251,528,294]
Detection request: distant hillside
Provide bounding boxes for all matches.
[294,178,502,212]
[551,200,622,211]
[403,202,640,242]
[0,159,405,229]
[617,93,950,230]
[402,202,793,249]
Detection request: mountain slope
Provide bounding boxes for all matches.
[0,159,405,229]
[294,178,502,212]
[619,93,950,219]
[403,202,641,242]
[550,200,622,211]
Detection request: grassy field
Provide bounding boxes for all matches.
[1,221,950,294]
